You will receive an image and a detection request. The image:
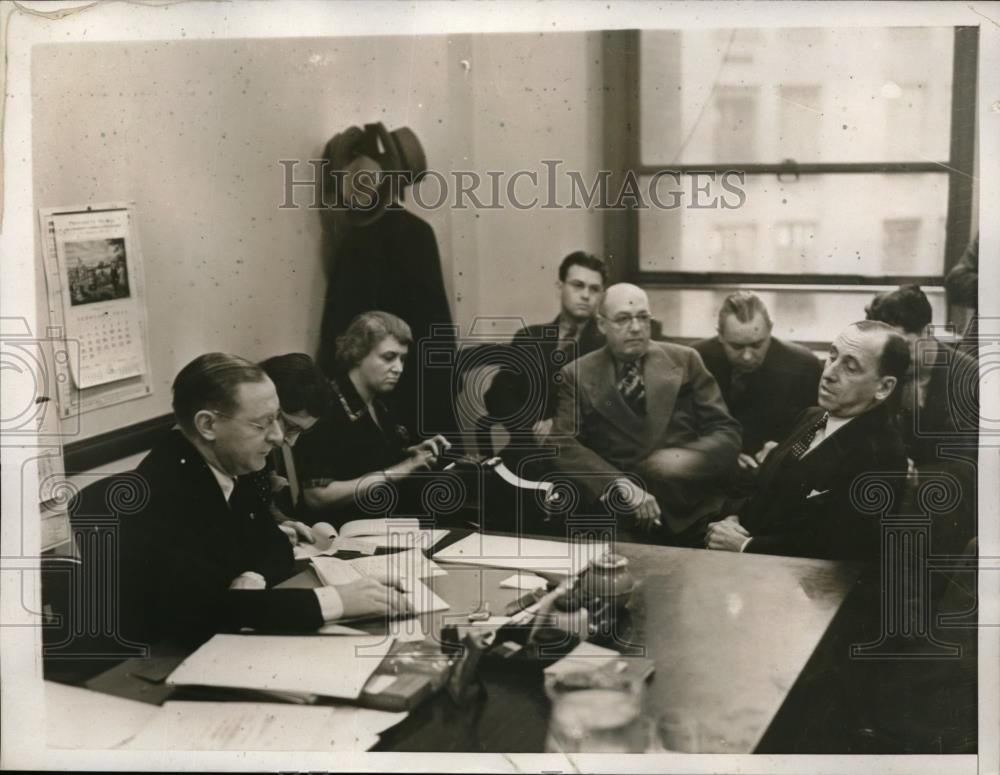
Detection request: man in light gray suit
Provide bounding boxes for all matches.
[550,284,742,544]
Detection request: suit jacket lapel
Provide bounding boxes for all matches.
[579,318,605,354]
[586,345,682,448]
[789,404,888,480]
[587,348,649,442]
[642,345,683,440]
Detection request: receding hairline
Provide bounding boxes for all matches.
[599,283,648,315]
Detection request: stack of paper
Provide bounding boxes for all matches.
[433,533,608,577]
[294,519,450,559]
[45,681,161,749]
[123,701,406,751]
[311,556,450,616]
[166,634,394,701]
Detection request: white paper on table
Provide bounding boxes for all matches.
[434,533,608,576]
[45,681,160,749]
[499,572,547,590]
[404,579,449,614]
[311,557,363,586]
[543,641,620,677]
[317,623,371,636]
[311,558,449,616]
[166,634,393,700]
[312,551,445,584]
[122,701,406,751]
[334,518,450,550]
[350,548,446,579]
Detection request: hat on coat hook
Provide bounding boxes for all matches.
[323,123,427,226]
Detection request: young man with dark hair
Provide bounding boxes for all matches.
[484,251,608,446]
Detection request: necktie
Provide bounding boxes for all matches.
[618,360,646,416]
[789,412,829,460]
[729,370,748,406]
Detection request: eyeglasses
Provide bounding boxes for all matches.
[601,312,652,329]
[213,410,314,442]
[212,410,281,435]
[278,411,313,443]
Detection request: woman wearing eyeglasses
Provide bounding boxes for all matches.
[294,310,451,526]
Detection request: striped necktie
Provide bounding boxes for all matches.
[789,412,829,460]
[618,359,646,416]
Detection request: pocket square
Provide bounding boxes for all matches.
[806,489,830,499]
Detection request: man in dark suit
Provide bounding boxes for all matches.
[694,291,822,474]
[484,251,607,446]
[550,283,742,545]
[120,353,409,646]
[705,321,910,561]
[865,285,978,559]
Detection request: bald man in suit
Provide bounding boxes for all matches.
[550,284,742,545]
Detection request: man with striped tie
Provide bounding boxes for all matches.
[550,284,741,545]
[705,321,911,561]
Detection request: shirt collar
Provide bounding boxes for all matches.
[823,413,853,439]
[207,463,237,503]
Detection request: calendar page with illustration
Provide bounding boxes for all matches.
[52,209,147,389]
[39,203,154,419]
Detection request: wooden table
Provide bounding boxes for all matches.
[282,532,861,753]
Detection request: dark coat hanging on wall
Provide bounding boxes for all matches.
[318,207,458,439]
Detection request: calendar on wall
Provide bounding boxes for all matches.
[39,203,153,418]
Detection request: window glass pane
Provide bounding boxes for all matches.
[640,27,953,164]
[637,173,947,276]
[646,286,948,342]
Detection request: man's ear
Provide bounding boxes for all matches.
[193,409,219,442]
[875,375,898,402]
[596,315,607,337]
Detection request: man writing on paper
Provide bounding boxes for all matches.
[704,321,909,560]
[550,283,742,545]
[119,353,410,646]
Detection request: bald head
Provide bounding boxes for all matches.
[599,283,653,361]
[600,283,648,317]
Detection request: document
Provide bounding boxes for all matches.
[434,533,609,576]
[166,634,393,700]
[499,572,548,590]
[45,681,160,750]
[349,548,446,579]
[310,550,445,585]
[123,701,407,751]
[311,557,450,615]
[293,520,448,557]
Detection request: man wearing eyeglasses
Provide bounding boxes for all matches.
[119,352,411,646]
[550,284,742,545]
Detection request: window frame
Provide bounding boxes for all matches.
[619,26,979,288]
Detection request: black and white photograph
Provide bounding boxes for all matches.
[0,2,997,773]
